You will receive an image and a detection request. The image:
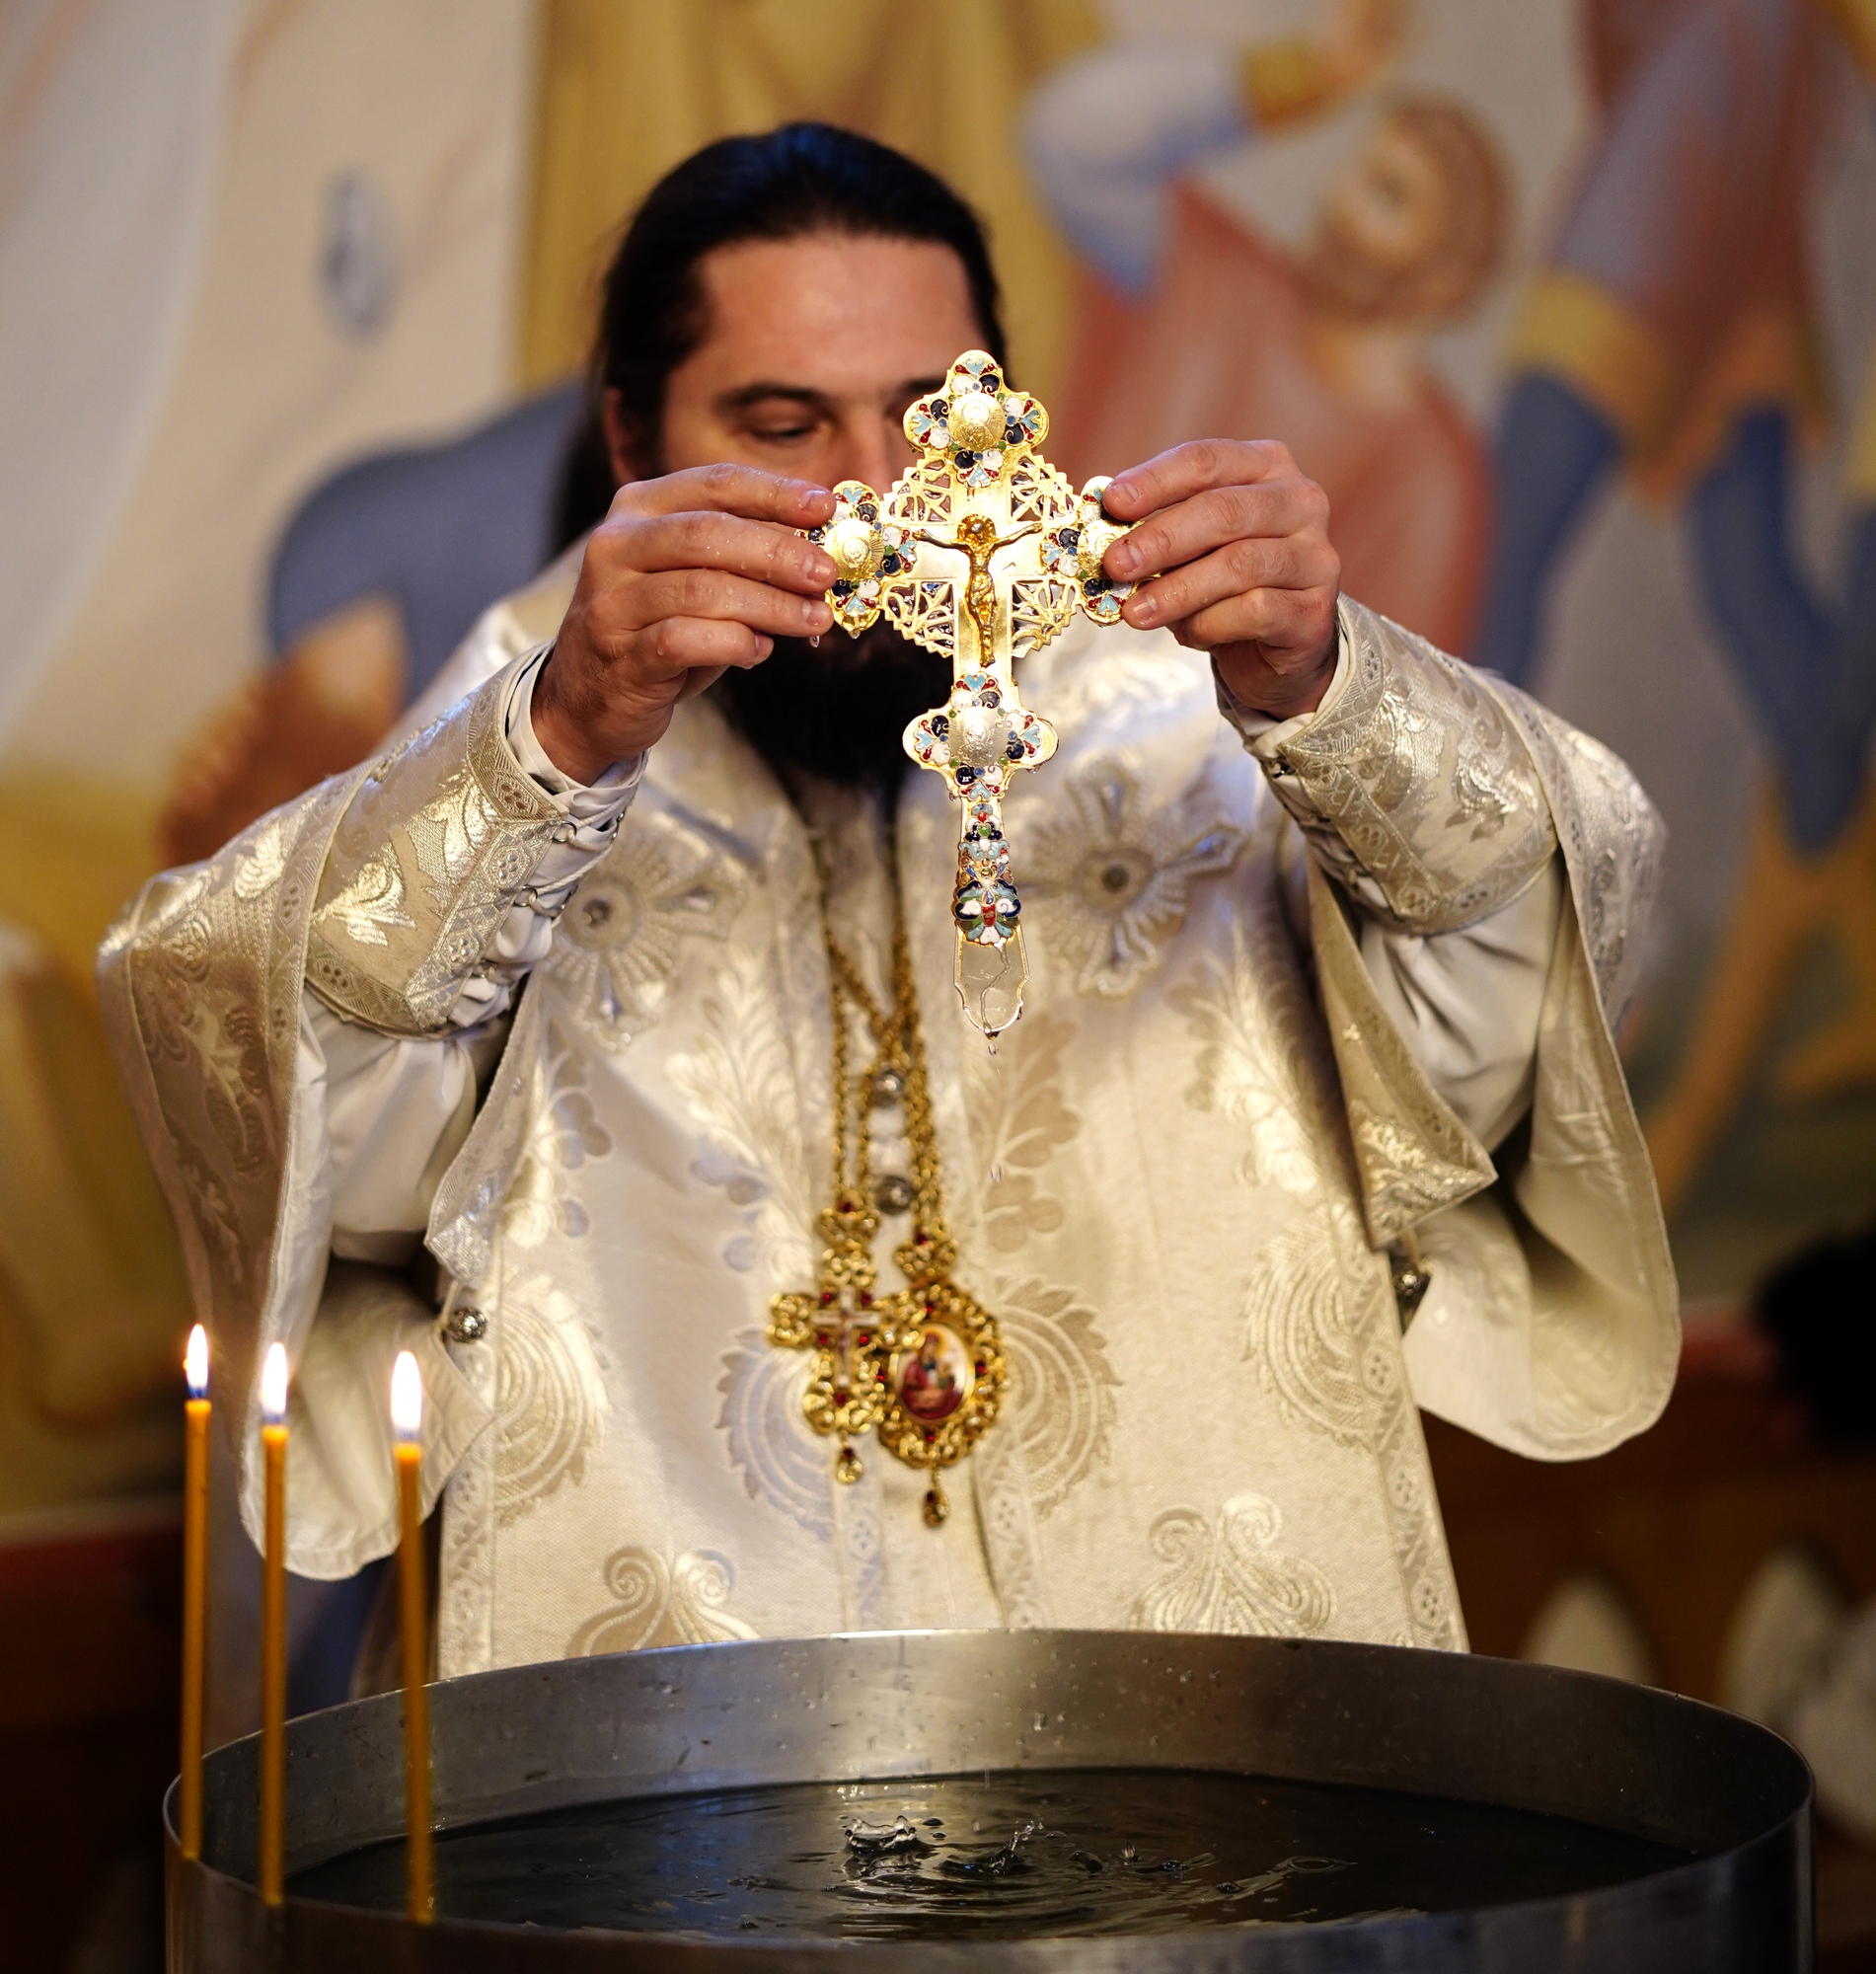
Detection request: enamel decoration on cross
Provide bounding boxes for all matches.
[802,349,1138,1039]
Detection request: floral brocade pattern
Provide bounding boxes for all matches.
[1174,858,1466,1651]
[543,809,749,1050]
[567,1546,758,1654]
[1238,1210,1365,1443]
[961,1011,1081,1253]
[99,767,357,1455]
[666,950,819,1284]
[715,1330,891,1631]
[1177,889,1368,1447]
[307,664,565,1036]
[1488,681,1665,1026]
[1025,759,1245,996]
[493,1275,609,1526]
[715,1328,838,1542]
[1262,604,1556,937]
[1130,1493,1335,1637]
[995,1276,1120,1517]
[501,1021,614,1247]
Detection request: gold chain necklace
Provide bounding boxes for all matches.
[767,836,1006,1527]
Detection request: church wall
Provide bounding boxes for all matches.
[2,6,1875,1960]
[6,0,537,786]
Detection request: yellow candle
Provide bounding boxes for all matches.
[180,1325,210,1860]
[259,1341,289,1908]
[392,1349,434,1923]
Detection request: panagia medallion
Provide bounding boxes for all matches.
[767,840,1007,1527]
[801,349,1140,1038]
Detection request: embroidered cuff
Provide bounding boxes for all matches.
[440,648,642,1030]
[1228,597,1557,936]
[307,654,576,1036]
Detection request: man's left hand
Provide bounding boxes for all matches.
[1100,439,1341,721]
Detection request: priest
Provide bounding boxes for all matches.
[102,124,1675,1677]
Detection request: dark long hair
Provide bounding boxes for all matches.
[552,122,1006,547]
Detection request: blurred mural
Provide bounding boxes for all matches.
[2,0,1875,1536]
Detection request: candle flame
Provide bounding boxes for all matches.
[391,1349,423,1440]
[261,1341,289,1425]
[186,1324,208,1399]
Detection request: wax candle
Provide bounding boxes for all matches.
[259,1341,289,1907]
[392,1349,434,1922]
[180,1325,209,1860]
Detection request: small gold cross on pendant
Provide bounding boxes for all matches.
[801,349,1139,1039]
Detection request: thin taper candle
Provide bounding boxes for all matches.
[259,1341,289,1907]
[180,1325,210,1860]
[392,1350,434,1922]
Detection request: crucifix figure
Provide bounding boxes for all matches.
[802,348,1139,1039]
[938,511,1040,661]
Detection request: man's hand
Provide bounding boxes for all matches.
[532,466,838,784]
[1101,440,1341,721]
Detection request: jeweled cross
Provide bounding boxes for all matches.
[802,349,1137,1038]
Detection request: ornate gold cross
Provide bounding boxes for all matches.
[802,349,1138,1039]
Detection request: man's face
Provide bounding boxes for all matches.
[618,233,983,491]
[624,232,986,793]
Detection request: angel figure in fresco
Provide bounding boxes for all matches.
[1476,0,1876,1214]
[1027,0,1508,656]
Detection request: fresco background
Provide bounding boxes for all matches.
[3,2,1876,1962]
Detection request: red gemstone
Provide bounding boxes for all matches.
[975,1362,987,1376]
[860,1291,873,1308]
[834,1389,850,1406]
[857,1332,869,1347]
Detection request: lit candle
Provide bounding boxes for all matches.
[392,1349,434,1923]
[180,1325,209,1860]
[259,1340,289,1907]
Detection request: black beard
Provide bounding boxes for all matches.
[713,621,951,798]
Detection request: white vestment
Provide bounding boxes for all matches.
[102,574,1677,1672]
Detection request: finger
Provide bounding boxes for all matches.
[1105,480,1328,587]
[622,567,834,639]
[635,616,777,677]
[675,665,729,705]
[1174,585,1331,656]
[1101,438,1298,522]
[1121,534,1333,630]
[623,509,836,593]
[612,462,836,528]
[673,638,780,704]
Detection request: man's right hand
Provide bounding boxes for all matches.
[532,466,838,784]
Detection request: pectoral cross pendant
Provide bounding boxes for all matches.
[801,350,1138,1039]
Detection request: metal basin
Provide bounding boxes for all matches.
[166,1629,1812,1971]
